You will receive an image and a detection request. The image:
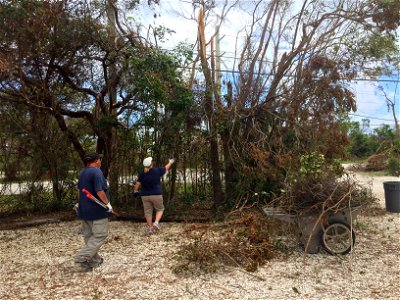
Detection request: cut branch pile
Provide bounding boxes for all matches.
[173,212,274,274]
[277,175,378,214]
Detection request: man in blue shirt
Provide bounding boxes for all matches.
[134,157,174,234]
[74,152,113,271]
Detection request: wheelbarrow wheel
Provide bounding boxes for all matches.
[321,221,355,255]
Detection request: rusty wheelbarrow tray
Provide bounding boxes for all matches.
[263,205,361,255]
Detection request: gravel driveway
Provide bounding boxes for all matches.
[0,171,399,300]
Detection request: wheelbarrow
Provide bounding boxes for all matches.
[262,205,361,255]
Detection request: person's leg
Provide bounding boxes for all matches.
[145,215,153,227]
[152,195,164,230]
[74,218,108,266]
[74,220,93,263]
[142,196,154,231]
[155,210,163,223]
[83,224,91,245]
[86,218,108,267]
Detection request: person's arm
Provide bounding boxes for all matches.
[165,158,175,172]
[97,190,112,212]
[96,190,110,205]
[133,181,141,193]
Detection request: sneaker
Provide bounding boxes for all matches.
[153,222,161,231]
[88,257,104,268]
[147,227,155,235]
[78,261,93,272]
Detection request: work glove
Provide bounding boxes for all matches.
[169,158,175,164]
[106,203,113,213]
[71,203,78,213]
[133,191,140,198]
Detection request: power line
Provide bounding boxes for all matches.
[352,78,400,84]
[183,65,400,84]
[348,113,394,122]
[356,101,384,104]
[368,123,395,126]
[164,47,400,83]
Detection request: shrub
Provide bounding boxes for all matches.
[387,157,400,176]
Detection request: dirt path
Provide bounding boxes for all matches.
[352,173,399,207]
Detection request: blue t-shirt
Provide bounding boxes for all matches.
[138,167,166,196]
[77,167,110,220]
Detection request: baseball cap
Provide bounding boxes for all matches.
[143,157,153,167]
[83,152,103,163]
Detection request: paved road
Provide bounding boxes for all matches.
[0,181,53,195]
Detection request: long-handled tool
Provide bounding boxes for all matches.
[82,188,118,216]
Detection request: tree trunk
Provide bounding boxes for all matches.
[221,82,237,202]
[198,8,224,207]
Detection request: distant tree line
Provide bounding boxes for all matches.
[346,119,400,175]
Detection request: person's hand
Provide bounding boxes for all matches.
[106,203,113,213]
[133,191,140,198]
[169,158,175,164]
[71,203,78,213]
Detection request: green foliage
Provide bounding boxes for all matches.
[0,186,76,217]
[373,124,396,141]
[298,152,344,181]
[0,195,25,216]
[128,47,192,110]
[174,42,195,66]
[346,121,379,158]
[175,183,210,205]
[94,116,119,131]
[345,121,397,160]
[392,139,400,154]
[127,46,193,165]
[300,152,325,180]
[153,25,176,43]
[367,34,398,58]
[387,157,400,176]
[386,138,400,176]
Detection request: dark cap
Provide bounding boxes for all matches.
[83,152,103,163]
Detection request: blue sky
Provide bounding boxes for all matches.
[351,78,398,130]
[134,0,398,132]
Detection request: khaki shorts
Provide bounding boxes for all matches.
[142,195,164,217]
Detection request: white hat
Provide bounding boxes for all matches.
[143,157,153,167]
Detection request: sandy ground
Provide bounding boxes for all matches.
[0,170,399,300]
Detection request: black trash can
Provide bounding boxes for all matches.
[383,181,400,213]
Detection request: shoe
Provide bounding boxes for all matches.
[78,261,93,272]
[89,257,104,268]
[153,222,161,231]
[147,227,155,235]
